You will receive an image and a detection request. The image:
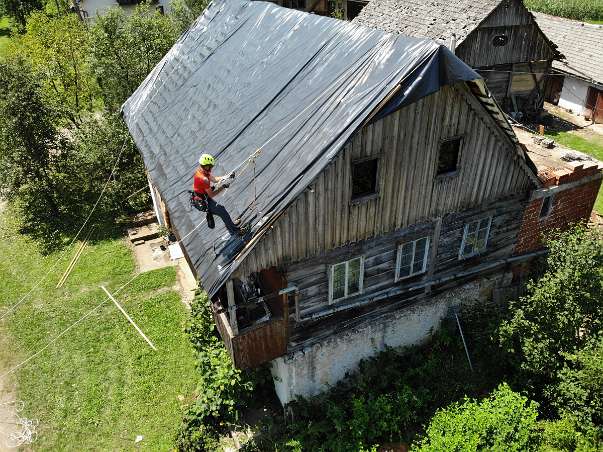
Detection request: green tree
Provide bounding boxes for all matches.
[413,384,541,452]
[499,226,603,402]
[0,0,43,29]
[169,0,208,34]
[90,4,179,112]
[0,57,62,218]
[553,336,603,432]
[16,12,98,126]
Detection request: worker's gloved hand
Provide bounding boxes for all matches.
[222,182,231,189]
[228,171,236,179]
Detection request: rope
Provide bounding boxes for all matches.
[0,138,129,321]
[0,272,142,381]
[1,400,38,448]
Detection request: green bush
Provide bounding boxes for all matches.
[413,384,541,452]
[175,292,254,451]
[525,0,603,21]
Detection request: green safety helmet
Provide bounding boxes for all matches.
[199,153,215,166]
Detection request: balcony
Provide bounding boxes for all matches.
[211,268,291,369]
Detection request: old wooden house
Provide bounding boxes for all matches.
[121,0,599,405]
[534,13,603,124]
[353,0,561,118]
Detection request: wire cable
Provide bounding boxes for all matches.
[0,138,129,321]
[0,272,143,381]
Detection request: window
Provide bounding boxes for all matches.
[540,195,554,219]
[329,257,364,303]
[437,138,461,175]
[352,158,379,200]
[459,217,492,259]
[395,237,430,281]
[283,0,306,9]
[492,35,509,47]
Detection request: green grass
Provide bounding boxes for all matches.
[0,16,10,56]
[0,210,197,450]
[525,0,603,21]
[546,130,603,214]
[587,19,603,24]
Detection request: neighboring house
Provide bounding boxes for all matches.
[534,13,603,124]
[353,0,561,118]
[122,0,600,405]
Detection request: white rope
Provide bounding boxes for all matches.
[0,138,129,321]
[1,400,38,448]
[0,272,142,381]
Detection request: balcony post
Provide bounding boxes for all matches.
[226,280,239,335]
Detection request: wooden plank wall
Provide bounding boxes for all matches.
[285,193,526,322]
[457,0,556,68]
[236,83,533,278]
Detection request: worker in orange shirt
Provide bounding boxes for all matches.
[192,153,244,236]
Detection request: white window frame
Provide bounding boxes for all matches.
[328,256,365,304]
[395,237,430,282]
[459,217,492,260]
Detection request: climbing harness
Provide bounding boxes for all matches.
[189,191,215,229]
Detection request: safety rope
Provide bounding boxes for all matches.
[0,138,129,321]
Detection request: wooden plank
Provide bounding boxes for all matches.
[226,280,239,335]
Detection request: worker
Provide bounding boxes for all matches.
[192,153,245,236]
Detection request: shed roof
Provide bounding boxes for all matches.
[121,0,496,297]
[352,0,501,45]
[533,12,603,84]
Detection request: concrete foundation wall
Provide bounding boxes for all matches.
[558,77,591,116]
[271,281,482,405]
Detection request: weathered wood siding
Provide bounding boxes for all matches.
[236,82,533,278]
[457,0,556,68]
[284,193,526,322]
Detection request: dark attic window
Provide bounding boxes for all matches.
[492,34,509,47]
[437,137,461,176]
[352,158,378,200]
[540,195,554,219]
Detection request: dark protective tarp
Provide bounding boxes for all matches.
[121,0,480,297]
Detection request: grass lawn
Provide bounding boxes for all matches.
[546,130,603,214]
[0,210,197,450]
[0,16,10,56]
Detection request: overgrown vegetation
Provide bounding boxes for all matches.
[0,208,198,449]
[174,226,603,451]
[0,3,192,251]
[525,0,603,21]
[175,292,261,450]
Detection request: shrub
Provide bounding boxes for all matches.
[175,292,254,451]
[413,384,541,452]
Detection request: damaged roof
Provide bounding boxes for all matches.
[352,0,502,44]
[533,12,603,84]
[121,0,489,297]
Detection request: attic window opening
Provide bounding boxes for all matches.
[437,137,461,176]
[492,35,509,47]
[352,158,379,200]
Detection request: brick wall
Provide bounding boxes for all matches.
[515,168,602,254]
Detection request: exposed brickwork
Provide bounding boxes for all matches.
[515,177,602,254]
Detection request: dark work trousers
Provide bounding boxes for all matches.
[207,197,239,235]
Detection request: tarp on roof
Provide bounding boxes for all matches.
[121,0,479,297]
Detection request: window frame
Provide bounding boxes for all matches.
[436,136,463,177]
[328,256,365,304]
[539,195,554,219]
[350,156,380,203]
[395,236,430,282]
[459,217,492,260]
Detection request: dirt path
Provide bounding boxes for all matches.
[0,200,23,450]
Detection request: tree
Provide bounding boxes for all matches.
[90,4,179,112]
[0,0,43,29]
[413,384,541,452]
[499,226,603,403]
[169,0,209,34]
[553,336,603,432]
[15,12,98,126]
[0,57,62,218]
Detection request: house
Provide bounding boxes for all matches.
[121,0,600,405]
[534,13,603,124]
[352,0,561,118]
